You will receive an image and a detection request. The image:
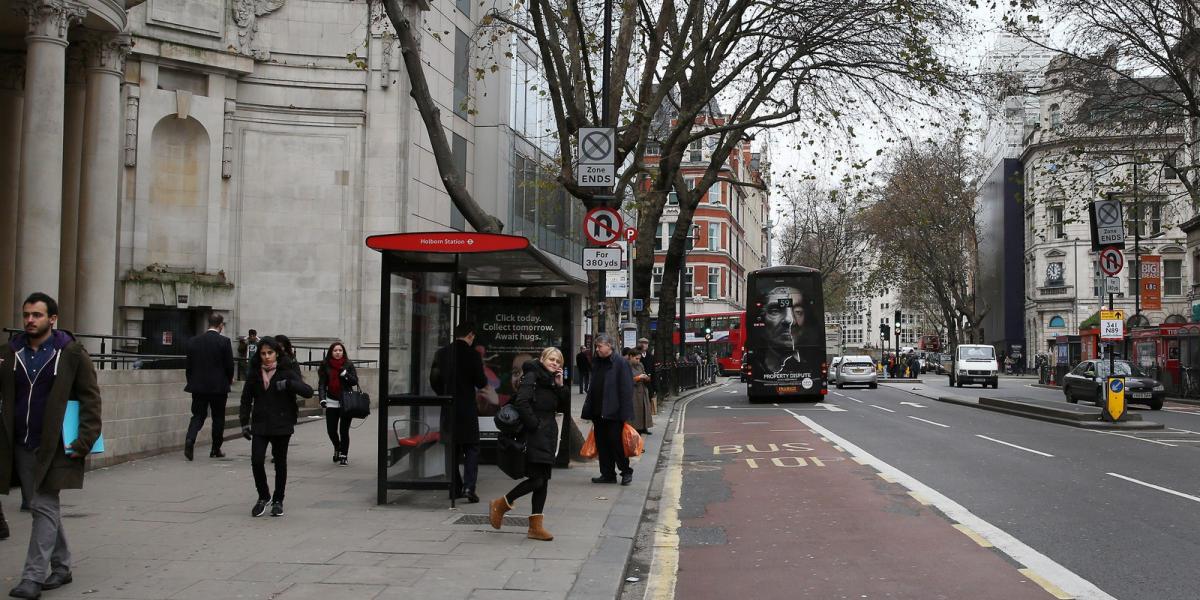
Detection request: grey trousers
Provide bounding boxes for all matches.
[15,446,70,582]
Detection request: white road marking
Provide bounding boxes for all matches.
[899,401,925,408]
[907,416,950,428]
[796,415,1116,600]
[1107,473,1200,504]
[975,435,1054,457]
[820,403,848,412]
[1087,429,1178,447]
[845,396,864,403]
[832,391,845,397]
[870,405,896,413]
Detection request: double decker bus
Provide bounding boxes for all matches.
[743,265,827,402]
[650,311,746,375]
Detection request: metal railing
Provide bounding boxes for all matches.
[654,362,719,396]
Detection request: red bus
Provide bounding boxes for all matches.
[653,311,746,375]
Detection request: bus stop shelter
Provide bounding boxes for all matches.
[367,232,578,506]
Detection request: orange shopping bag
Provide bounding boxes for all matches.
[622,423,644,458]
[580,426,598,459]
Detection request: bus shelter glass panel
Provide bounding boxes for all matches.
[385,271,455,490]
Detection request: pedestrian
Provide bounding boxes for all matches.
[237,329,259,379]
[183,312,235,461]
[489,347,568,541]
[574,345,591,394]
[581,334,634,485]
[625,348,654,434]
[181,314,232,458]
[430,322,487,503]
[318,342,359,466]
[637,338,657,414]
[0,292,103,599]
[239,337,313,518]
[274,334,297,363]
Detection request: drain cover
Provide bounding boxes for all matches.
[452,514,529,528]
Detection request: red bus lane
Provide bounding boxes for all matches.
[673,411,1057,600]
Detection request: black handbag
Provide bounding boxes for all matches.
[496,434,526,479]
[341,386,371,419]
[494,403,523,435]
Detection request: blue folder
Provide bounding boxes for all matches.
[63,400,104,455]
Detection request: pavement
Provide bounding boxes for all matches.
[0,387,704,600]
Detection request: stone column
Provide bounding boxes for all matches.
[58,48,85,328]
[0,54,24,325]
[75,32,130,343]
[13,0,85,321]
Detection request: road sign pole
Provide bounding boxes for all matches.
[1109,292,1115,376]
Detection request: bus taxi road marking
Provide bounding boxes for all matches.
[1107,473,1200,504]
[870,404,896,413]
[953,524,994,548]
[795,414,1117,600]
[908,416,950,428]
[976,435,1055,457]
[899,401,925,408]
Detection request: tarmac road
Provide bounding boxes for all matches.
[643,376,1200,600]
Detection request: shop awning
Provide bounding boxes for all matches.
[366,232,582,287]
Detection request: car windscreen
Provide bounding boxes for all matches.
[1096,362,1145,377]
[958,347,995,361]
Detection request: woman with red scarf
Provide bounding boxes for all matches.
[318,342,359,465]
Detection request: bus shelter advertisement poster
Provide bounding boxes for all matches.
[746,272,825,396]
[465,297,569,437]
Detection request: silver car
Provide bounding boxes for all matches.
[836,355,878,389]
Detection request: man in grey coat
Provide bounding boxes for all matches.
[581,334,635,485]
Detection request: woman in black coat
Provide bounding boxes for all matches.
[318,342,359,465]
[239,337,314,518]
[489,347,568,541]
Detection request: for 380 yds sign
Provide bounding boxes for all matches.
[582,247,621,271]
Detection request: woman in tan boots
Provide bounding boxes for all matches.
[490,347,568,541]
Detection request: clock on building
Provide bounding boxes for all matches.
[1046,262,1064,285]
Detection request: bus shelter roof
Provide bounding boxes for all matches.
[366,232,579,287]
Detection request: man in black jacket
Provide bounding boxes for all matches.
[430,322,487,503]
[184,313,235,460]
[581,334,635,485]
[574,346,591,394]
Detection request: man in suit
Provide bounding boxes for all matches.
[430,322,487,503]
[184,313,235,460]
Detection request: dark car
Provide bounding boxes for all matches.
[1062,359,1164,410]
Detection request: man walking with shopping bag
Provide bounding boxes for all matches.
[580,334,634,486]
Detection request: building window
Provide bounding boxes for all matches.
[1126,202,1162,237]
[1165,259,1183,295]
[652,266,663,298]
[689,139,702,162]
[453,28,470,118]
[684,267,694,296]
[708,222,720,250]
[1048,315,1065,328]
[647,142,661,156]
[451,133,467,230]
[708,268,720,298]
[1049,103,1061,128]
[456,0,470,16]
[709,183,721,204]
[1049,206,1065,239]
[1093,261,1102,297]
[656,224,666,251]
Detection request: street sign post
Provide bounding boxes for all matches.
[577,127,616,188]
[1104,377,1127,422]
[1090,198,1126,250]
[583,207,623,245]
[582,247,622,271]
[1098,246,1124,276]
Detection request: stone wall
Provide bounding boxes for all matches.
[85,367,379,469]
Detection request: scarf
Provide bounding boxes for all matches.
[328,356,347,398]
[261,362,278,390]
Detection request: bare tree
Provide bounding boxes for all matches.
[864,134,986,348]
[774,181,869,313]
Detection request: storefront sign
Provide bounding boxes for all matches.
[1140,256,1162,311]
[366,232,530,253]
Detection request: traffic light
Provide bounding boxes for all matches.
[704,318,713,341]
[894,309,902,326]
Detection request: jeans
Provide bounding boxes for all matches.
[453,443,479,495]
[594,418,631,480]
[324,406,351,455]
[15,447,70,583]
[185,393,228,451]
[251,434,291,502]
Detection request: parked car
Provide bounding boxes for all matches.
[1062,359,1164,410]
[836,355,878,389]
[829,356,845,384]
[950,344,999,388]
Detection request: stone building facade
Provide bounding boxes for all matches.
[1022,55,1194,357]
[1,0,588,359]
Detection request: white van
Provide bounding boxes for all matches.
[950,344,999,388]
